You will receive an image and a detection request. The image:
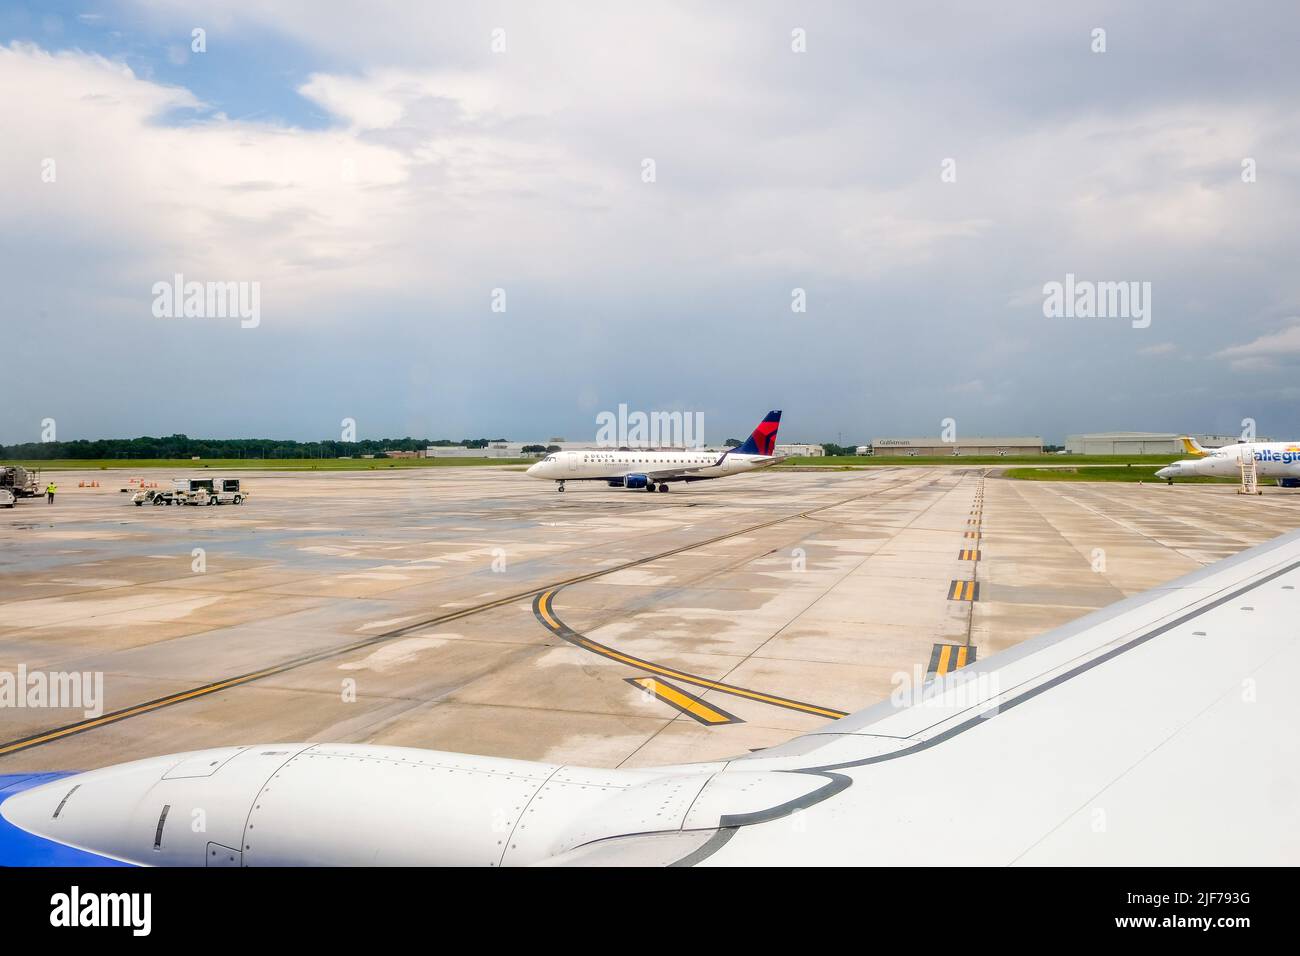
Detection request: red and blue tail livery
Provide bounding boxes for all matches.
[735,410,782,456]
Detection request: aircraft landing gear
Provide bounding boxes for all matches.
[657,483,669,492]
[645,482,656,492]
[557,481,565,493]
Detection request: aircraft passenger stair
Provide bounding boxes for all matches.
[1238,449,1260,495]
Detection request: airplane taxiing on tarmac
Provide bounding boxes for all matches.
[1156,435,1300,486]
[525,410,783,492]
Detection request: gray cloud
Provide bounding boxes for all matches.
[3,2,1300,445]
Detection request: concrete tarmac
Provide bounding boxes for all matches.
[3,466,1298,771]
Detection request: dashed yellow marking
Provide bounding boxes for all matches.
[947,580,980,601]
[928,643,977,676]
[627,677,741,725]
[958,549,980,560]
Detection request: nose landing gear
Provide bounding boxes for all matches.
[557,481,566,493]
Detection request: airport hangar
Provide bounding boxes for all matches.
[1064,432,1268,455]
[870,436,1043,456]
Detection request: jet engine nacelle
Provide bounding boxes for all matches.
[0,743,832,866]
[0,744,660,866]
[624,474,650,489]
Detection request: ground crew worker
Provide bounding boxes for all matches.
[46,482,56,504]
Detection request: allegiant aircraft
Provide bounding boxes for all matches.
[1156,435,1300,486]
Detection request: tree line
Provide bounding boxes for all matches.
[0,435,510,460]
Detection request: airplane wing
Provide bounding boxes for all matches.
[643,465,712,480]
[643,453,784,480]
[543,526,1300,865]
[4,529,1298,866]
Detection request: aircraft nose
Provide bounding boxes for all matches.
[526,462,540,475]
[1155,466,1175,478]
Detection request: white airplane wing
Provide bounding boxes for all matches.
[4,529,1298,866]
[642,451,783,480]
[642,465,712,480]
[545,526,1300,865]
[641,451,737,480]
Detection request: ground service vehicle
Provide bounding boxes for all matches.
[132,487,184,506]
[0,465,40,499]
[179,478,246,506]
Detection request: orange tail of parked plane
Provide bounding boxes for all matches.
[1179,436,1209,457]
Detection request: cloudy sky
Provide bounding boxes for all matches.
[2,1,1299,445]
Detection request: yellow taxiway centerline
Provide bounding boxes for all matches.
[536,590,848,720]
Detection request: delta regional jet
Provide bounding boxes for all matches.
[526,410,783,492]
[1156,435,1300,487]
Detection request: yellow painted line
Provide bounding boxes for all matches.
[928,642,977,676]
[628,677,739,725]
[958,549,980,560]
[537,591,847,720]
[947,580,980,602]
[537,596,562,630]
[0,665,283,756]
[0,585,570,757]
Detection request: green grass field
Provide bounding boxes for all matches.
[0,457,531,472]
[1001,466,1237,484]
[778,454,1181,468]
